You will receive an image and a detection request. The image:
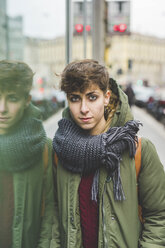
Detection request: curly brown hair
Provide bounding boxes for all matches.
[0,60,34,97]
[60,59,109,94]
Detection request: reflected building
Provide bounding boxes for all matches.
[0,0,24,60]
[24,36,92,88]
[24,37,56,88]
[0,0,7,59]
[8,16,24,60]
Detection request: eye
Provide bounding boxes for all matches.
[69,95,80,102]
[8,95,20,102]
[89,94,97,101]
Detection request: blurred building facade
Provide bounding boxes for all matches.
[107,33,165,86]
[24,33,165,87]
[22,0,165,87]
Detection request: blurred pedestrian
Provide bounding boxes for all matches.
[51,59,165,248]
[124,82,135,107]
[0,60,54,248]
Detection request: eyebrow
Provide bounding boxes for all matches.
[86,91,98,96]
[69,93,80,97]
[69,91,98,97]
[0,92,17,96]
[8,93,17,95]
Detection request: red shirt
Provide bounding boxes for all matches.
[78,172,99,248]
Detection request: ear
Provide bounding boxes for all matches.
[25,95,32,107]
[104,90,111,106]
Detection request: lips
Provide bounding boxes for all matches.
[0,117,10,122]
[80,117,92,122]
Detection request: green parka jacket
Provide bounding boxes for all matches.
[12,138,54,248]
[51,83,165,248]
[0,104,55,248]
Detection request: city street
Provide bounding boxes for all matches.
[43,107,64,140]
[44,106,165,167]
[132,106,165,167]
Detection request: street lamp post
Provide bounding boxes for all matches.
[92,0,105,63]
[83,0,87,58]
[5,14,9,59]
[66,0,72,65]
[2,14,9,59]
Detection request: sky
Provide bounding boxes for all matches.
[7,0,165,39]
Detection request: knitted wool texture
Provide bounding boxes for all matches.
[53,118,141,201]
[0,103,46,172]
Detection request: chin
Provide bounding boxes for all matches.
[77,122,92,130]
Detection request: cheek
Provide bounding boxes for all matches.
[68,103,79,117]
[11,103,25,120]
[93,100,105,114]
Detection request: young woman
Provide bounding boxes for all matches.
[0,60,54,248]
[51,59,165,248]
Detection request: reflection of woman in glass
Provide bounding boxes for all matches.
[0,60,54,248]
[52,59,165,248]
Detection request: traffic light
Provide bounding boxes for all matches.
[107,1,130,35]
[113,23,127,33]
[75,24,83,33]
[74,24,91,35]
[85,25,91,32]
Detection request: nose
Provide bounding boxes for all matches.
[80,99,89,114]
[0,99,7,113]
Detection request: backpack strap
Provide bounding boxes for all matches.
[41,143,49,217]
[54,152,58,167]
[135,137,144,223]
[135,137,142,179]
[43,143,49,170]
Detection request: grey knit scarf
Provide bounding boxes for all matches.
[0,104,46,172]
[53,118,141,201]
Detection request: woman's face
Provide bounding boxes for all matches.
[67,84,110,135]
[0,91,31,134]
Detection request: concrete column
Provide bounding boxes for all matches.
[83,0,87,58]
[92,0,105,63]
[66,0,72,64]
